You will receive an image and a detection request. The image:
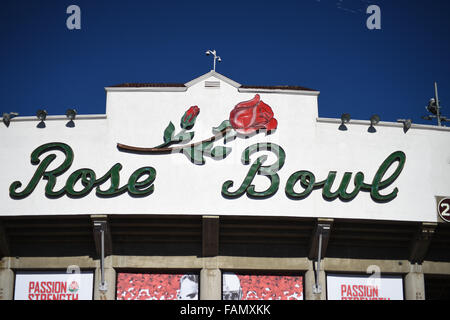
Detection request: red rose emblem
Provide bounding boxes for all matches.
[229,94,277,135]
[181,106,200,130]
[68,281,79,293]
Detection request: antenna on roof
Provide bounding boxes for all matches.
[422,82,448,126]
[205,50,221,72]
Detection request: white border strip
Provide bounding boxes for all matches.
[317,117,450,132]
[0,114,107,122]
[238,87,320,96]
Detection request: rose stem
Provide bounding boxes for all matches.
[117,126,232,153]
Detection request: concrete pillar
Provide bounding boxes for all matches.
[0,259,14,300]
[305,261,326,300]
[94,256,116,300]
[404,263,425,300]
[200,268,221,300]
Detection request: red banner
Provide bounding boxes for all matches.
[116,273,198,300]
[223,273,303,300]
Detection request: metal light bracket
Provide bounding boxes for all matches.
[93,221,108,292]
[312,223,331,294]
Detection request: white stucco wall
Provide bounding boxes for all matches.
[1,73,449,222]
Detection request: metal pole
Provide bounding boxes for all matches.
[101,227,105,288]
[435,82,442,127]
[95,221,108,292]
[313,229,323,294]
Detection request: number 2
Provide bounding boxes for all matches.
[441,203,450,216]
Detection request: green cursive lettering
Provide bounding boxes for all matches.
[9,142,157,199]
[222,143,286,199]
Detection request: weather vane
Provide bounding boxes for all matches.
[205,50,221,72]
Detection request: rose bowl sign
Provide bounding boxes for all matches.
[9,94,406,204]
[8,94,406,204]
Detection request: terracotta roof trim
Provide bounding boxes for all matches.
[109,83,186,88]
[240,85,317,92]
[108,71,318,91]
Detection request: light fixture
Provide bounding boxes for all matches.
[66,109,77,120]
[370,114,380,126]
[36,109,47,121]
[36,109,47,128]
[339,113,351,131]
[368,114,380,133]
[2,112,19,127]
[397,119,412,133]
[426,98,438,115]
[66,109,77,127]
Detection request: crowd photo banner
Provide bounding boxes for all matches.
[222,272,303,300]
[116,273,199,300]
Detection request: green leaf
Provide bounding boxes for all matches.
[163,122,175,143]
[211,146,232,160]
[223,129,237,144]
[182,146,205,165]
[195,141,214,155]
[173,131,195,144]
[212,120,231,135]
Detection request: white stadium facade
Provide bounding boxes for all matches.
[1,71,450,300]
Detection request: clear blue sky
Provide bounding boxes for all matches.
[1,0,449,125]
